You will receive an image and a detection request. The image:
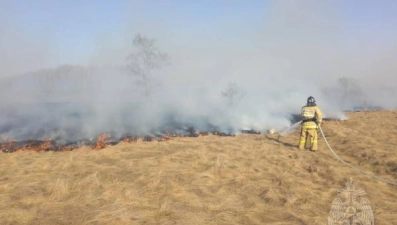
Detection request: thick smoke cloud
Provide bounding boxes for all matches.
[0,1,396,142]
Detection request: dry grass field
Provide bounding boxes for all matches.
[1,110,396,225]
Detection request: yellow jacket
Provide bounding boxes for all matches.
[301,105,323,129]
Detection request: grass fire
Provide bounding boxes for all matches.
[0,128,248,153]
[1,110,397,224]
[2,1,397,224]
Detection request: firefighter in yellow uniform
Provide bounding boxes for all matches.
[298,96,323,151]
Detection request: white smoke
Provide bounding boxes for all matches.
[0,0,396,142]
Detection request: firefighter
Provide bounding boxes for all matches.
[298,96,323,152]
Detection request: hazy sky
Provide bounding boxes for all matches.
[1,1,397,140]
[1,0,397,75]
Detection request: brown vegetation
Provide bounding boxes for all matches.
[0,110,396,224]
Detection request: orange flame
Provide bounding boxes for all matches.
[95,133,109,150]
[122,135,138,143]
[39,139,53,151]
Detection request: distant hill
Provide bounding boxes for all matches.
[0,65,132,103]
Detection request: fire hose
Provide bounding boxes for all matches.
[279,121,397,186]
[279,120,302,136]
[318,124,397,187]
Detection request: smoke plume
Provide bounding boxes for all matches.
[1,1,396,143]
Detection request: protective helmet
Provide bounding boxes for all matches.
[307,96,316,104]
